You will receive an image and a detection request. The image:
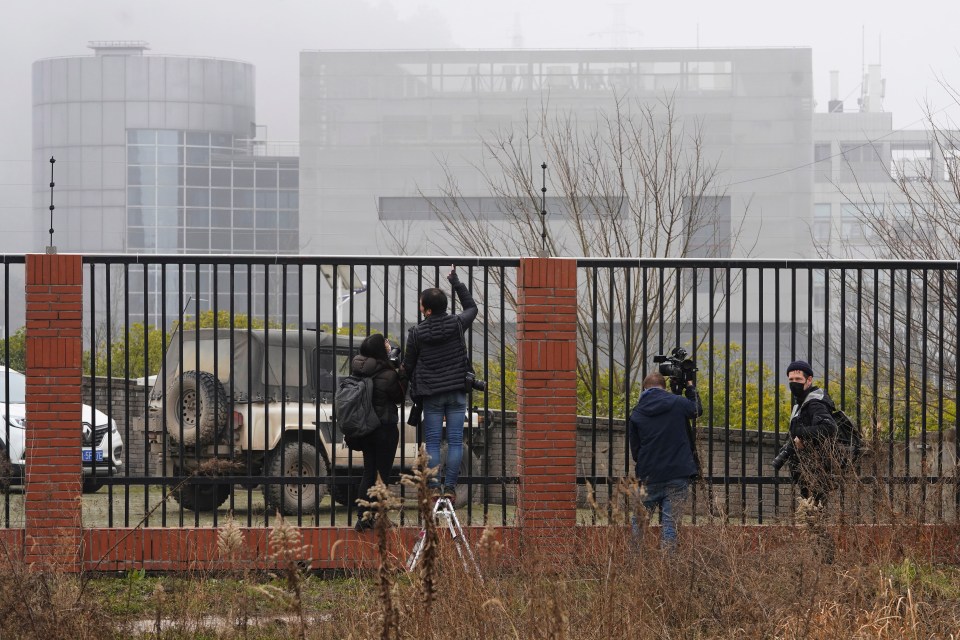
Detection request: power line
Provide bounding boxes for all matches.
[727,103,958,187]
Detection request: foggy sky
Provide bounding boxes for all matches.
[2,0,959,252]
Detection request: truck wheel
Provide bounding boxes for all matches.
[265,441,329,516]
[82,479,104,494]
[173,481,231,512]
[165,370,228,447]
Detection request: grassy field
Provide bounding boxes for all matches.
[3,512,960,639]
[5,463,960,638]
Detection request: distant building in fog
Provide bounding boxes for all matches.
[299,48,814,260]
[32,42,299,323]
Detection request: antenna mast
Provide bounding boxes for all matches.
[46,156,57,254]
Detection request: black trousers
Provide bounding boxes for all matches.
[790,449,834,507]
[355,422,400,519]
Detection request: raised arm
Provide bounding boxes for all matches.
[448,268,478,326]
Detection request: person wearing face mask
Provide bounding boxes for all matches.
[773,360,839,508]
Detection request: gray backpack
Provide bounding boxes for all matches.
[335,374,381,439]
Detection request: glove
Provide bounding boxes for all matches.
[447,266,460,285]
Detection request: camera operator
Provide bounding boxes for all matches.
[775,360,838,509]
[628,371,702,548]
[345,334,406,532]
[402,266,478,505]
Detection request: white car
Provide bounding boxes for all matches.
[0,366,123,493]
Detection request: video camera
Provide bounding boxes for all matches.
[465,371,487,392]
[771,440,795,472]
[652,347,698,395]
[387,346,402,367]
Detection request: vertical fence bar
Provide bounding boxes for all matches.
[606,266,615,508]
[921,269,929,511]
[2,262,9,529]
[854,268,863,520]
[122,263,131,526]
[757,267,764,524]
[589,267,598,523]
[823,267,830,396]
[955,266,960,520]
[740,267,750,524]
[774,266,781,517]
[105,263,114,526]
[723,266,731,515]
[807,268,813,366]
[689,265,698,522]
[498,265,507,523]
[624,267,633,480]
[872,267,880,520]
[888,268,896,504]
[708,266,715,512]
[908,268,914,507]
[936,269,945,520]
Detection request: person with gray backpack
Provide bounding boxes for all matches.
[338,333,405,532]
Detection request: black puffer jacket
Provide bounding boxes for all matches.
[789,386,838,445]
[350,355,405,424]
[403,276,477,398]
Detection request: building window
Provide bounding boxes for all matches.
[813,203,832,243]
[813,270,826,310]
[126,128,299,272]
[814,143,832,183]
[891,144,932,181]
[942,147,959,182]
[839,203,880,244]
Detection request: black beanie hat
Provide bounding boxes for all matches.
[360,333,388,360]
[785,360,814,377]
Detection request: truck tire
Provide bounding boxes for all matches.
[165,370,228,447]
[265,441,329,516]
[173,481,232,512]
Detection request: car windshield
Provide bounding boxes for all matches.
[0,369,27,404]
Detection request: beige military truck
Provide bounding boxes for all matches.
[148,328,479,514]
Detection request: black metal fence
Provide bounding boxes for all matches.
[3,255,959,529]
[576,258,960,524]
[0,256,26,529]
[74,256,520,529]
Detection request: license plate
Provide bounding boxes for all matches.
[82,450,104,462]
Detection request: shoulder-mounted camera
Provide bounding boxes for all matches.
[652,347,698,395]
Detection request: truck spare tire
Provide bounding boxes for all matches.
[164,370,229,446]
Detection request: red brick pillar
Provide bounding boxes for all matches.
[515,258,578,546]
[24,254,83,571]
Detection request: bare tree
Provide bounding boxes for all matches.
[825,92,960,410]
[408,94,743,404]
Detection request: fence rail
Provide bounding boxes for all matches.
[2,255,959,532]
[575,258,960,524]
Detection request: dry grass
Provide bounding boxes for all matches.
[3,472,960,638]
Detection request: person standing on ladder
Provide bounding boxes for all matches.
[402,266,478,505]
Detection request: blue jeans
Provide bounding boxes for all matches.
[422,390,467,490]
[640,478,689,548]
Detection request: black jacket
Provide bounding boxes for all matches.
[349,355,405,425]
[789,386,838,445]
[403,274,478,398]
[628,386,702,484]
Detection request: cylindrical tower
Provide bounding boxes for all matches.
[32,41,255,253]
